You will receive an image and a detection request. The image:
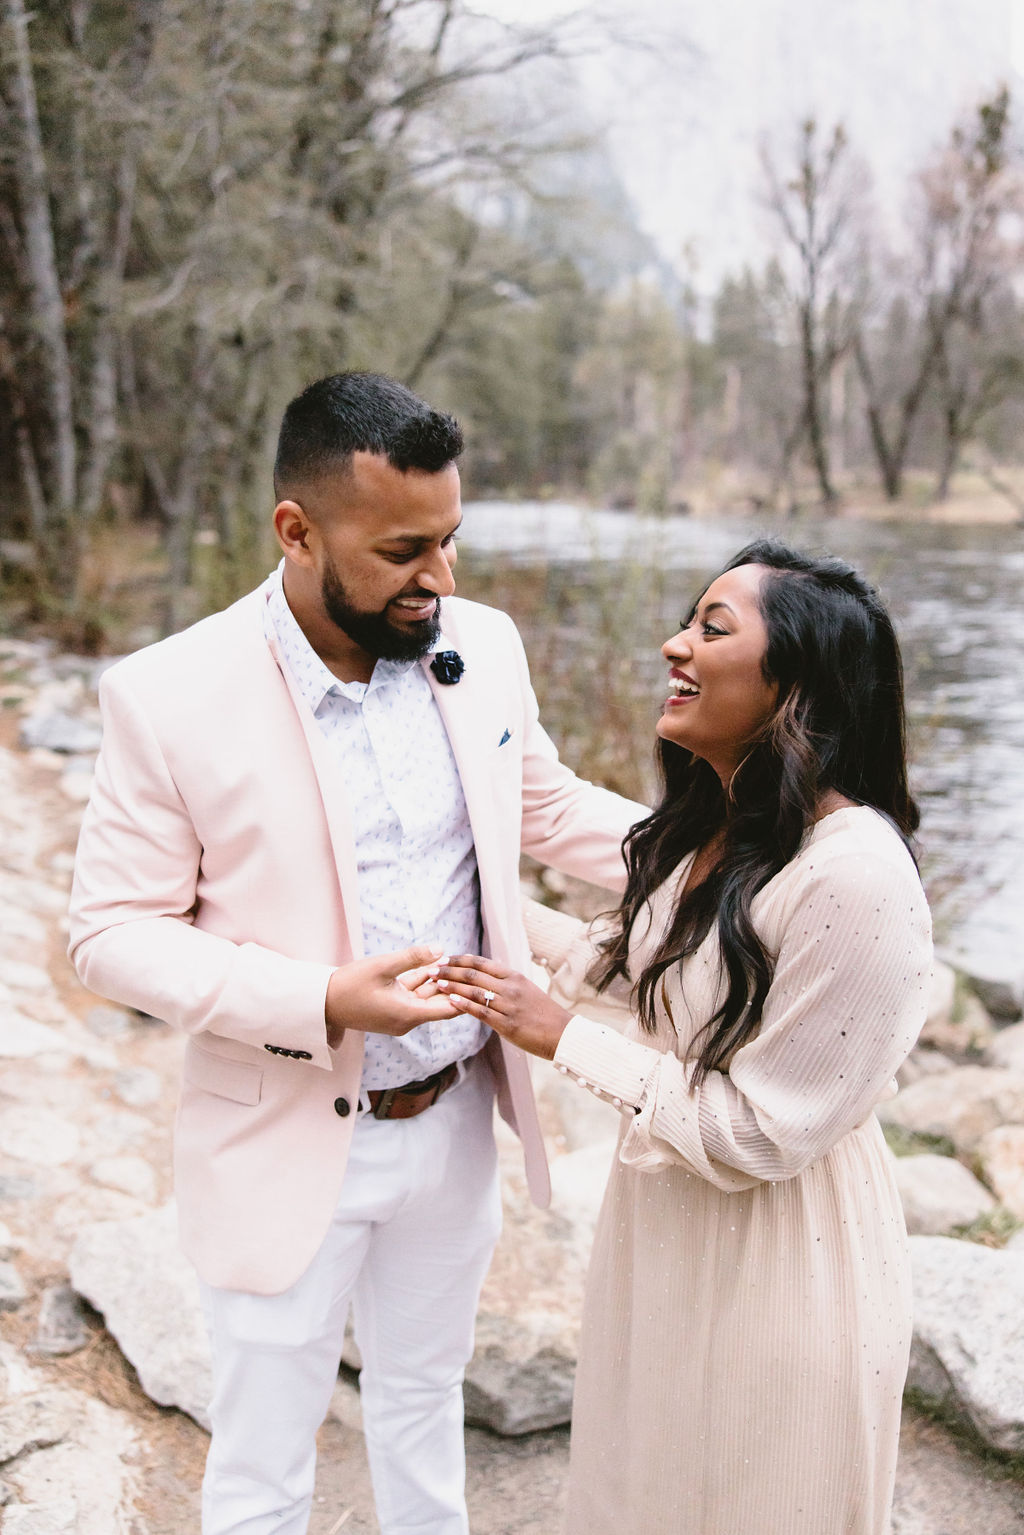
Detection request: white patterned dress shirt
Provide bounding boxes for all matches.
[264,565,488,1088]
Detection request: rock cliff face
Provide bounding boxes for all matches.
[2,634,1024,1528]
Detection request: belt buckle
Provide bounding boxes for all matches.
[370,1067,451,1121]
[371,1086,399,1121]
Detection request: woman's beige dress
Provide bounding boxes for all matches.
[536,807,932,1535]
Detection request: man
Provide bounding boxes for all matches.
[69,372,644,1535]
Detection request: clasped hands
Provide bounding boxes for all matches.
[324,945,570,1058]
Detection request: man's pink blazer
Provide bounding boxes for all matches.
[69,588,643,1295]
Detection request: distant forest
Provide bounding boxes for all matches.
[1,0,1023,641]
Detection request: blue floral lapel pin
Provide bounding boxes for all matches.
[430,650,465,685]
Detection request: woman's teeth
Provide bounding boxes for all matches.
[671,679,700,697]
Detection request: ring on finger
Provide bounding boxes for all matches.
[481,989,496,1008]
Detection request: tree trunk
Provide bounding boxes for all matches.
[853,336,902,499]
[1,0,79,594]
[800,304,836,504]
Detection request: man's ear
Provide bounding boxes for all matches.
[273,500,314,565]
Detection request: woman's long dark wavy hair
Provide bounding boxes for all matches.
[590,539,920,1085]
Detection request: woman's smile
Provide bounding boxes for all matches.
[656,563,778,784]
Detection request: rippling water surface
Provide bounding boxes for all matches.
[460,502,1024,984]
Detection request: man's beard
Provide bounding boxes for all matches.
[321,555,441,662]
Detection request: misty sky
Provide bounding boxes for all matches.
[481,0,1020,288]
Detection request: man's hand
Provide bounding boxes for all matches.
[324,946,458,1048]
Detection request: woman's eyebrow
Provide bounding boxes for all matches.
[702,601,736,618]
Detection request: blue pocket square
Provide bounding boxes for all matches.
[498,728,512,747]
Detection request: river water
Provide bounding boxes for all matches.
[460,501,1024,988]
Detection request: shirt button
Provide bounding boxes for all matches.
[334,1097,351,1118]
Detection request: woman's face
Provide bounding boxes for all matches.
[657,563,779,784]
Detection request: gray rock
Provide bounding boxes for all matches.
[1,1391,138,1534]
[0,1106,80,1167]
[0,961,51,995]
[58,760,95,803]
[975,1125,1024,1222]
[879,1066,1024,1155]
[548,1140,617,1254]
[84,1005,134,1039]
[89,1156,157,1202]
[464,1310,578,1435]
[0,1261,27,1311]
[87,1108,153,1153]
[0,1176,39,1202]
[69,1202,213,1430]
[892,1153,995,1236]
[18,711,102,756]
[29,1284,93,1356]
[986,1021,1024,1073]
[66,1154,594,1440]
[0,1221,15,1259]
[0,1390,74,1462]
[960,969,1024,1024]
[920,990,996,1059]
[925,960,956,1031]
[0,908,48,952]
[0,1009,65,1064]
[908,1235,1024,1454]
[897,1047,957,1089]
[467,1143,591,1434]
[113,1066,162,1108]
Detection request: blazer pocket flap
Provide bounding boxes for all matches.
[184,1046,263,1106]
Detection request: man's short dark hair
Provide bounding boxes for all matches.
[274,372,464,496]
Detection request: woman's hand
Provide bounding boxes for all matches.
[433,955,572,1060]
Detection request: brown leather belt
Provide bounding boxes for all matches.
[366,1061,460,1121]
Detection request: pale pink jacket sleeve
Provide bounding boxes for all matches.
[552,840,933,1191]
[69,667,337,1067]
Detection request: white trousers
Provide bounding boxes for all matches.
[198,1058,502,1535]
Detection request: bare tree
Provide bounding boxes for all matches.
[921,88,1024,497]
[761,119,868,506]
[854,87,1024,501]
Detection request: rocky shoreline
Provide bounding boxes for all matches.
[1,635,1024,1532]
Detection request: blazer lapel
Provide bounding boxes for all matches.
[423,640,511,956]
[263,617,365,960]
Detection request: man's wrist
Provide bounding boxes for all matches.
[325,969,346,1048]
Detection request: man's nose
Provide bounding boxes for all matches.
[418,547,457,597]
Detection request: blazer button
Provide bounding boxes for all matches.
[334,1097,351,1118]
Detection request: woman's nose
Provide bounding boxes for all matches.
[662,629,691,661]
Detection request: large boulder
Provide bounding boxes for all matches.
[69,1203,212,1430]
[959,967,1024,1024]
[975,1125,1024,1222]
[878,1066,1024,1155]
[986,1021,1024,1074]
[915,960,997,1058]
[0,1343,138,1534]
[69,1132,605,1439]
[18,709,102,756]
[892,1153,995,1236]
[908,1235,1024,1454]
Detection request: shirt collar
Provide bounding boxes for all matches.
[263,561,441,712]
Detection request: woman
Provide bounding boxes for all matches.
[435,540,932,1535]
